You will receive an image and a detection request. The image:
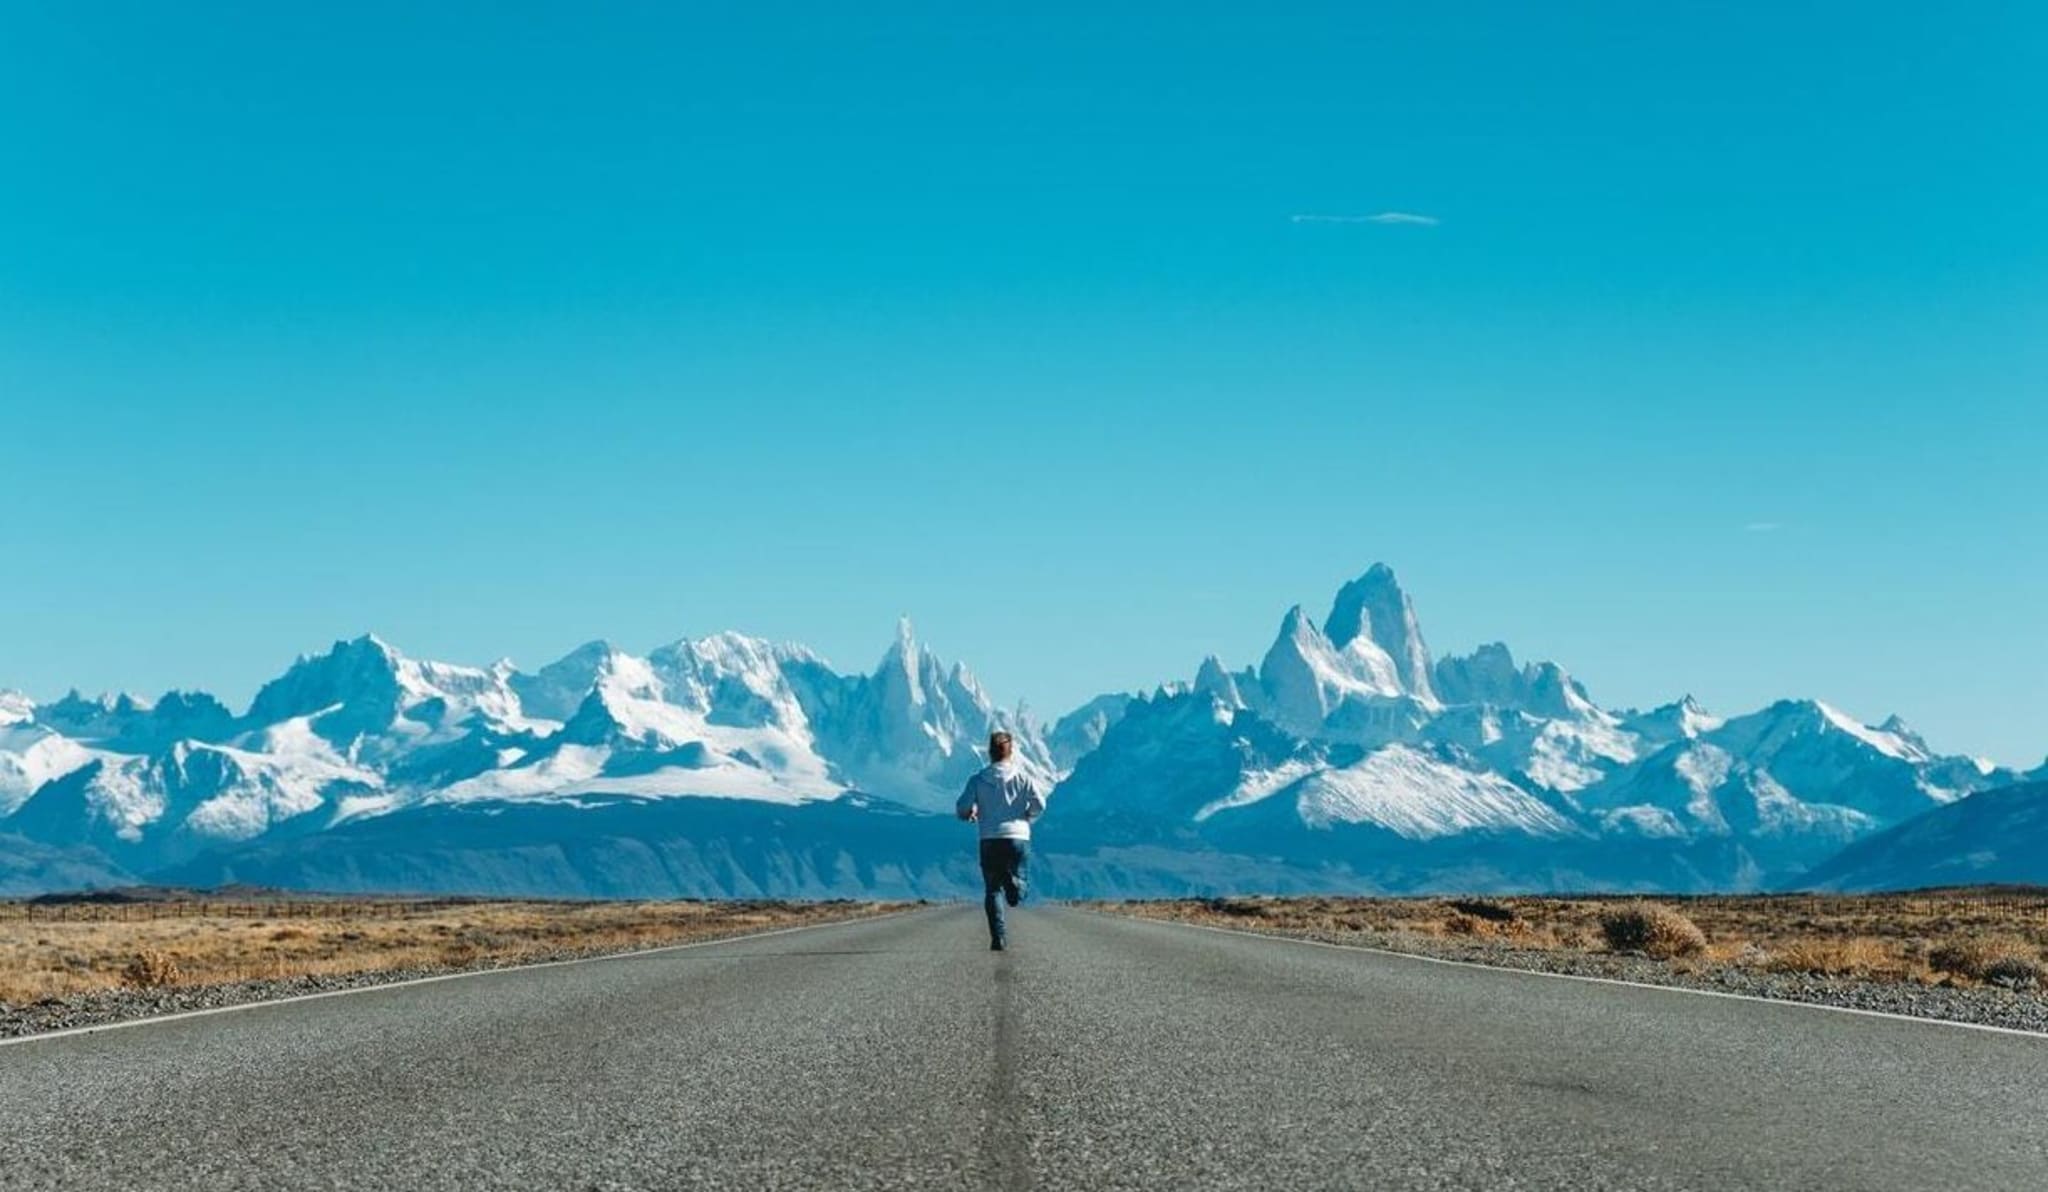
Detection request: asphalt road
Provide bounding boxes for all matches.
[3,905,2045,1190]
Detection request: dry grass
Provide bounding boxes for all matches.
[0,898,893,1004]
[1089,891,2048,991]
[1762,937,1911,979]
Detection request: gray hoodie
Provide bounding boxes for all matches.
[955,761,1047,841]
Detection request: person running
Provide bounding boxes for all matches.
[955,730,1046,951]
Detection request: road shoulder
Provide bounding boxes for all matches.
[1,902,919,1044]
[1086,905,2048,1037]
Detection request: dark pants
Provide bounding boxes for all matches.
[978,837,1029,944]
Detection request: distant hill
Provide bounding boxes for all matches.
[1798,780,2048,891]
[0,833,131,898]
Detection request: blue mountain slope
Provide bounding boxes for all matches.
[1797,780,2048,891]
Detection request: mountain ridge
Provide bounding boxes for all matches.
[2,562,2037,895]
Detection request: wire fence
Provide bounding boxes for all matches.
[12,890,2048,923]
[0,895,803,923]
[1663,892,2048,924]
[1176,888,2048,926]
[2,898,542,923]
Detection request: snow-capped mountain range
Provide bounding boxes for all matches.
[3,563,2039,896]
[1053,564,2031,892]
[2,622,1050,870]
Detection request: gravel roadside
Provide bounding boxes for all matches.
[1110,912,2048,1034]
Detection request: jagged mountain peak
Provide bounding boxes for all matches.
[649,633,819,735]
[253,635,405,714]
[1429,643,1602,722]
[861,621,1002,717]
[1047,692,1138,771]
[1877,714,1932,755]
[1735,698,1932,764]
[561,638,621,661]
[247,632,538,749]
[874,616,930,708]
[31,687,236,750]
[947,661,991,707]
[1278,603,1315,632]
[1257,601,1408,735]
[521,633,813,732]
[352,630,401,654]
[1193,655,1247,709]
[1325,563,1436,703]
[1431,642,1519,706]
[1264,605,1334,666]
[42,688,153,722]
[1623,694,1724,747]
[1521,661,1600,719]
[1635,692,1712,719]
[878,616,923,672]
[270,633,407,682]
[660,629,817,664]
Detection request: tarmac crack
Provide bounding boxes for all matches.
[985,956,1032,1192]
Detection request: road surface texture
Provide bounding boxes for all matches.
[4,905,2045,1190]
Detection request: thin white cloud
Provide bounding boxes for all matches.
[1744,522,1782,533]
[1291,212,1440,227]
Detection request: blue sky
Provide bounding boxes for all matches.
[2,2,2043,763]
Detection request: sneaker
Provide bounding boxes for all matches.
[990,939,1006,952]
[1005,885,1023,908]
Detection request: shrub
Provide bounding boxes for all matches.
[1932,937,2044,987]
[1204,898,1272,919]
[1598,901,1706,959]
[1982,955,2044,991]
[1927,939,1989,978]
[123,950,183,989]
[1444,912,1490,936]
[1447,899,1519,924]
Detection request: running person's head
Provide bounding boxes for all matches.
[988,730,1014,764]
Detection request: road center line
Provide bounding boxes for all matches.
[985,955,1032,1192]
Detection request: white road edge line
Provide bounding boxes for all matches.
[1097,910,2048,1041]
[0,905,929,1049]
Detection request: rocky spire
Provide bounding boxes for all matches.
[1325,563,1436,703]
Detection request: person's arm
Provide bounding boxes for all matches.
[1023,775,1047,821]
[956,778,979,822]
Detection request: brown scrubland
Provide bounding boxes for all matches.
[0,896,894,1004]
[1096,890,2048,989]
